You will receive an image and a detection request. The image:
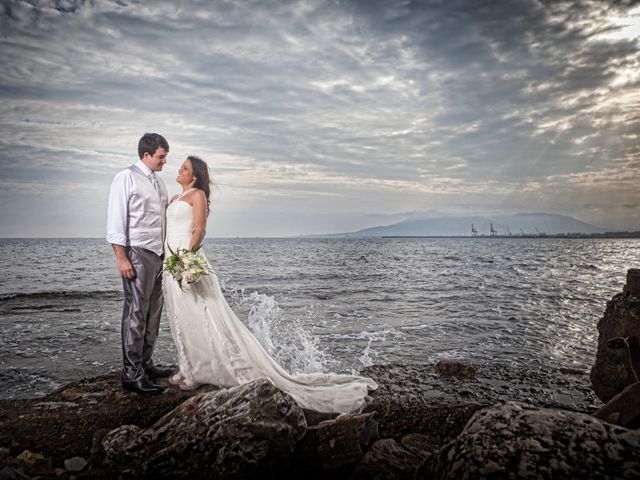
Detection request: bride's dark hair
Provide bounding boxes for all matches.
[188,155,212,214]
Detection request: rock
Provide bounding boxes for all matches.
[0,370,218,467]
[63,456,88,472]
[316,413,379,470]
[352,439,424,480]
[59,388,82,400]
[0,448,11,466]
[290,412,380,476]
[301,409,339,426]
[89,428,111,464]
[590,284,640,402]
[0,362,604,478]
[0,467,30,480]
[400,434,432,458]
[593,382,640,427]
[422,401,640,479]
[624,268,640,296]
[102,378,307,479]
[14,450,53,477]
[361,362,598,451]
[436,360,477,378]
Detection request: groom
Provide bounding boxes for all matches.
[106,133,173,394]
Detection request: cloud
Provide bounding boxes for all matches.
[0,0,638,235]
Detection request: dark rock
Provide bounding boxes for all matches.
[289,424,323,475]
[435,360,477,378]
[361,362,599,448]
[624,268,640,296]
[422,401,640,479]
[400,434,432,459]
[0,448,11,466]
[591,289,640,402]
[302,409,340,426]
[0,467,30,480]
[63,456,88,472]
[0,371,218,466]
[0,362,604,479]
[14,450,52,477]
[89,428,111,465]
[593,382,640,427]
[358,415,380,450]
[102,378,307,479]
[316,413,378,470]
[351,439,424,480]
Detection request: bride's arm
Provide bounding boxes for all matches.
[189,190,207,250]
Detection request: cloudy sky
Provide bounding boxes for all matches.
[1,0,639,237]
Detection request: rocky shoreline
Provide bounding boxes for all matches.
[2,272,640,479]
[0,360,613,479]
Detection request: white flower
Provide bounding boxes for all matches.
[161,245,212,290]
[183,272,197,283]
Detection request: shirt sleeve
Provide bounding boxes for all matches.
[106,170,131,246]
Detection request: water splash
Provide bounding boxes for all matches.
[220,282,329,374]
[358,337,374,367]
[338,329,401,372]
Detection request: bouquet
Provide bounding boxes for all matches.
[162,245,211,290]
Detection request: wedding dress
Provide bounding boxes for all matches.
[162,199,377,413]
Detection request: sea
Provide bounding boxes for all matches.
[0,237,637,400]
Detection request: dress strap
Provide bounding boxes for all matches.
[177,188,196,200]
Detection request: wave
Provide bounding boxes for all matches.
[5,306,82,314]
[0,290,121,302]
[218,280,330,374]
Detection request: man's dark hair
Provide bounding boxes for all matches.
[138,133,169,159]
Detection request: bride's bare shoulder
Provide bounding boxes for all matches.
[191,189,207,203]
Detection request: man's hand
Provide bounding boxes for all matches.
[112,244,135,279]
[116,257,136,279]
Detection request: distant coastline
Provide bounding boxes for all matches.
[2,232,640,240]
[381,231,640,239]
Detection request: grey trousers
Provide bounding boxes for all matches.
[121,246,163,383]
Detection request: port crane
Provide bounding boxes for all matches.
[471,224,479,236]
[506,227,512,236]
[490,223,498,237]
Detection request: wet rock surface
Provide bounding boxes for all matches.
[103,378,307,479]
[0,372,218,478]
[593,382,640,427]
[360,361,600,450]
[315,412,378,470]
[422,401,640,479]
[0,361,604,479]
[351,438,423,480]
[590,292,640,402]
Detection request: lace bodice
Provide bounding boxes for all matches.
[165,200,193,251]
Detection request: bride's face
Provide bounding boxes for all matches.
[177,159,196,186]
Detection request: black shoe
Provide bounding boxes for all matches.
[122,377,166,395]
[145,366,174,379]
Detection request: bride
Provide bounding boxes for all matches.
[162,156,377,413]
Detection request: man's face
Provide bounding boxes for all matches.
[143,147,168,171]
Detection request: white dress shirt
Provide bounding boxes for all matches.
[106,160,168,256]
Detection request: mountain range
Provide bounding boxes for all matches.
[322,213,610,237]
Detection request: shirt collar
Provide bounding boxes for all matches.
[136,160,153,176]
